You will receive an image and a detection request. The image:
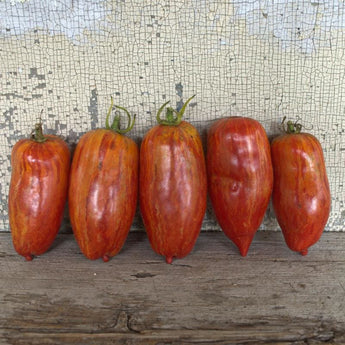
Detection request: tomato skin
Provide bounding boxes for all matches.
[207,117,273,256]
[139,121,207,263]
[68,129,138,261]
[8,135,70,260]
[271,132,331,255]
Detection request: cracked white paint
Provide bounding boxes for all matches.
[0,0,344,231]
[233,0,345,53]
[1,0,345,53]
[0,0,110,42]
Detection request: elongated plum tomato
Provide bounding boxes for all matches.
[207,117,273,256]
[271,119,331,255]
[140,96,207,264]
[68,98,138,261]
[8,122,70,261]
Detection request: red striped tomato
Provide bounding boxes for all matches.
[140,96,207,264]
[69,100,138,261]
[9,122,70,260]
[207,117,273,256]
[271,119,331,255]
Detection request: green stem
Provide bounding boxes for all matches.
[281,116,302,134]
[112,105,136,134]
[105,97,136,134]
[105,96,114,130]
[31,122,47,143]
[156,95,195,126]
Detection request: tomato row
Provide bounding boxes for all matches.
[8,96,331,263]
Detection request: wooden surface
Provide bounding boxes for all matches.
[1,231,345,345]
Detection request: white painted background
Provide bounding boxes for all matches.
[0,0,344,231]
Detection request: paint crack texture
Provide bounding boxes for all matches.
[0,0,344,232]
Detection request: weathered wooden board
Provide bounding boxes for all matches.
[1,231,345,344]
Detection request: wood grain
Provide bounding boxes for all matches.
[1,231,345,344]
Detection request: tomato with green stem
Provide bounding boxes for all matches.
[69,98,138,261]
[140,95,207,264]
[9,121,70,260]
[271,118,331,255]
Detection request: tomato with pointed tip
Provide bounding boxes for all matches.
[271,119,331,255]
[207,117,273,256]
[69,99,138,261]
[140,96,207,264]
[8,123,70,260]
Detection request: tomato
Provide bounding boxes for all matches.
[271,119,331,255]
[69,99,138,261]
[207,117,273,256]
[8,122,70,260]
[140,96,207,264]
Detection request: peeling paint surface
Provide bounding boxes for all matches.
[0,0,344,231]
[0,0,110,42]
[233,0,345,53]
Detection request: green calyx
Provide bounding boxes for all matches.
[281,116,302,134]
[31,117,47,143]
[105,96,136,134]
[156,95,195,126]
